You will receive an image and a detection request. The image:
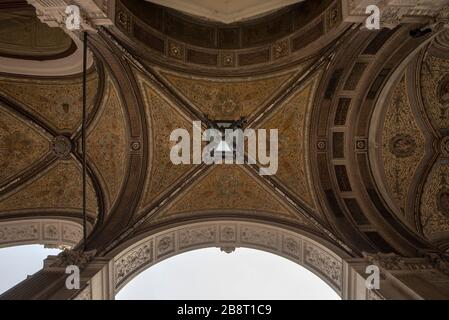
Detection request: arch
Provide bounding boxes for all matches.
[0,217,83,249]
[109,220,351,298]
[0,35,94,76]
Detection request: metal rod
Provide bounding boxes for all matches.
[82,31,88,251]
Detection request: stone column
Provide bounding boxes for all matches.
[0,250,114,300]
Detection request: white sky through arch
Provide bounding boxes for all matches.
[116,247,340,300]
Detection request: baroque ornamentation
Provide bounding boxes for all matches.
[178,226,216,249]
[115,241,153,285]
[0,223,38,244]
[381,76,425,212]
[138,78,196,210]
[51,135,72,159]
[0,73,98,132]
[305,242,342,287]
[0,108,50,185]
[87,79,128,211]
[420,163,449,236]
[241,226,278,250]
[389,134,417,158]
[0,161,98,214]
[51,249,97,269]
[441,136,449,157]
[420,55,449,129]
[160,71,296,121]
[155,165,303,222]
[258,78,318,209]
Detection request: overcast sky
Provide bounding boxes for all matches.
[0,245,340,300]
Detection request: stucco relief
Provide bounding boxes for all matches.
[420,54,449,130]
[138,77,196,211]
[304,242,342,289]
[257,77,318,209]
[420,163,449,238]
[241,226,278,250]
[0,72,98,132]
[115,240,154,286]
[153,165,306,223]
[0,107,50,185]
[87,78,128,212]
[0,160,97,215]
[113,221,345,295]
[381,76,425,213]
[179,225,217,249]
[0,219,82,248]
[159,71,297,121]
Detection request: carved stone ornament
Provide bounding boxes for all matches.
[437,188,449,217]
[426,253,449,277]
[51,249,97,269]
[363,252,432,271]
[389,134,416,158]
[51,135,72,159]
[441,136,449,157]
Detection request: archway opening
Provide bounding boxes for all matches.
[116,247,340,300]
[0,245,61,294]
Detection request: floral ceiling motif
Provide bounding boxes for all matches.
[421,54,449,131]
[137,75,197,212]
[0,72,98,132]
[257,75,319,210]
[159,70,298,121]
[420,163,449,239]
[87,77,128,213]
[0,160,97,216]
[152,165,309,226]
[0,107,50,185]
[381,75,425,214]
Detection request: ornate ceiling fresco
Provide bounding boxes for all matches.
[3,0,449,300]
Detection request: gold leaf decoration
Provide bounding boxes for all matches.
[160,71,297,121]
[154,165,306,224]
[87,79,128,211]
[420,54,449,130]
[138,77,197,211]
[0,107,50,184]
[381,75,425,213]
[0,72,98,132]
[0,160,97,215]
[257,77,318,209]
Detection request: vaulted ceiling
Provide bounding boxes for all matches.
[1,0,449,259]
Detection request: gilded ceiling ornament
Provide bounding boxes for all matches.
[87,80,128,212]
[381,76,425,212]
[420,55,449,129]
[437,188,449,217]
[438,74,449,104]
[51,135,72,159]
[389,134,417,158]
[441,136,449,157]
[0,108,50,184]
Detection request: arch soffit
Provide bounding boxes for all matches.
[110,219,350,297]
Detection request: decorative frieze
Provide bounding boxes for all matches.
[112,221,345,296]
[115,241,153,285]
[0,219,82,248]
[305,242,342,287]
